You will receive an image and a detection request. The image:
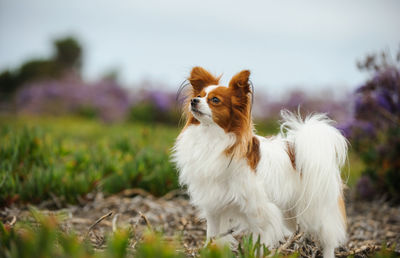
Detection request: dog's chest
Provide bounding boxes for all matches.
[173,124,260,211]
[173,125,239,185]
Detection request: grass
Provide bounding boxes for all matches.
[3,209,396,258]
[0,116,180,205]
[2,212,398,258]
[0,210,294,258]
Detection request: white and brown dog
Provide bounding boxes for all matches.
[172,67,347,258]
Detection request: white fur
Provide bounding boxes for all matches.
[172,109,347,258]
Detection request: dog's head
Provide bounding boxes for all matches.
[185,67,253,135]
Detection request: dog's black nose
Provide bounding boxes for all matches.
[191,98,200,106]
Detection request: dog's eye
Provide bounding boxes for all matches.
[211,97,220,103]
[197,95,201,98]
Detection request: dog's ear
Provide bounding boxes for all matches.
[188,67,220,92]
[229,70,251,95]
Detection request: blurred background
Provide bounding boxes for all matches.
[0,0,400,207]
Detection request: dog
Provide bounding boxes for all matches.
[172,67,347,258]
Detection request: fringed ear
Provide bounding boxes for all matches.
[188,67,220,92]
[229,70,251,94]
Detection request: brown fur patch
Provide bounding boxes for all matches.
[206,87,233,131]
[219,70,255,170]
[286,142,296,170]
[338,195,347,228]
[246,137,261,170]
[229,70,251,94]
[189,67,220,93]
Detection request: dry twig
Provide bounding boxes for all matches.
[277,231,304,254]
[139,211,152,230]
[86,211,113,237]
[7,216,17,227]
[112,213,119,232]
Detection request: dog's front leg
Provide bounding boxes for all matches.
[205,211,221,245]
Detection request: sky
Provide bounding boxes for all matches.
[0,0,399,95]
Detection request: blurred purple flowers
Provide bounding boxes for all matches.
[146,91,172,111]
[12,75,355,125]
[356,175,375,200]
[14,76,178,123]
[253,89,352,124]
[16,77,131,122]
[342,52,400,202]
[352,67,399,130]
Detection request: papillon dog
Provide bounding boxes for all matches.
[172,67,348,258]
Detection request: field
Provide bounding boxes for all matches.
[0,116,179,206]
[1,116,399,257]
[0,116,363,204]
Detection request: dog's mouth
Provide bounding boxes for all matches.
[191,107,212,118]
[191,107,204,116]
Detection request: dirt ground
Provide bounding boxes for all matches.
[1,189,400,257]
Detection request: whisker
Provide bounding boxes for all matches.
[176,79,191,104]
[249,79,255,114]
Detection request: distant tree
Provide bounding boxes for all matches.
[53,37,82,72]
[0,70,18,96]
[0,36,83,99]
[18,59,60,84]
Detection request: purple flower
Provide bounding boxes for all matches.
[354,94,365,114]
[336,121,353,139]
[374,90,394,113]
[285,91,306,108]
[15,77,134,122]
[148,91,172,111]
[355,120,375,136]
[356,175,375,200]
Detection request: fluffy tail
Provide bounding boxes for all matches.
[281,110,348,257]
[280,110,348,215]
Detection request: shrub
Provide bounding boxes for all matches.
[128,90,180,125]
[340,49,400,201]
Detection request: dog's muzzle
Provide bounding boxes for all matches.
[191,98,200,107]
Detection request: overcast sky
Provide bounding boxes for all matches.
[0,0,399,95]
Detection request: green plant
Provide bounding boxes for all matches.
[0,209,306,258]
[135,230,184,258]
[0,210,94,258]
[0,116,179,206]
